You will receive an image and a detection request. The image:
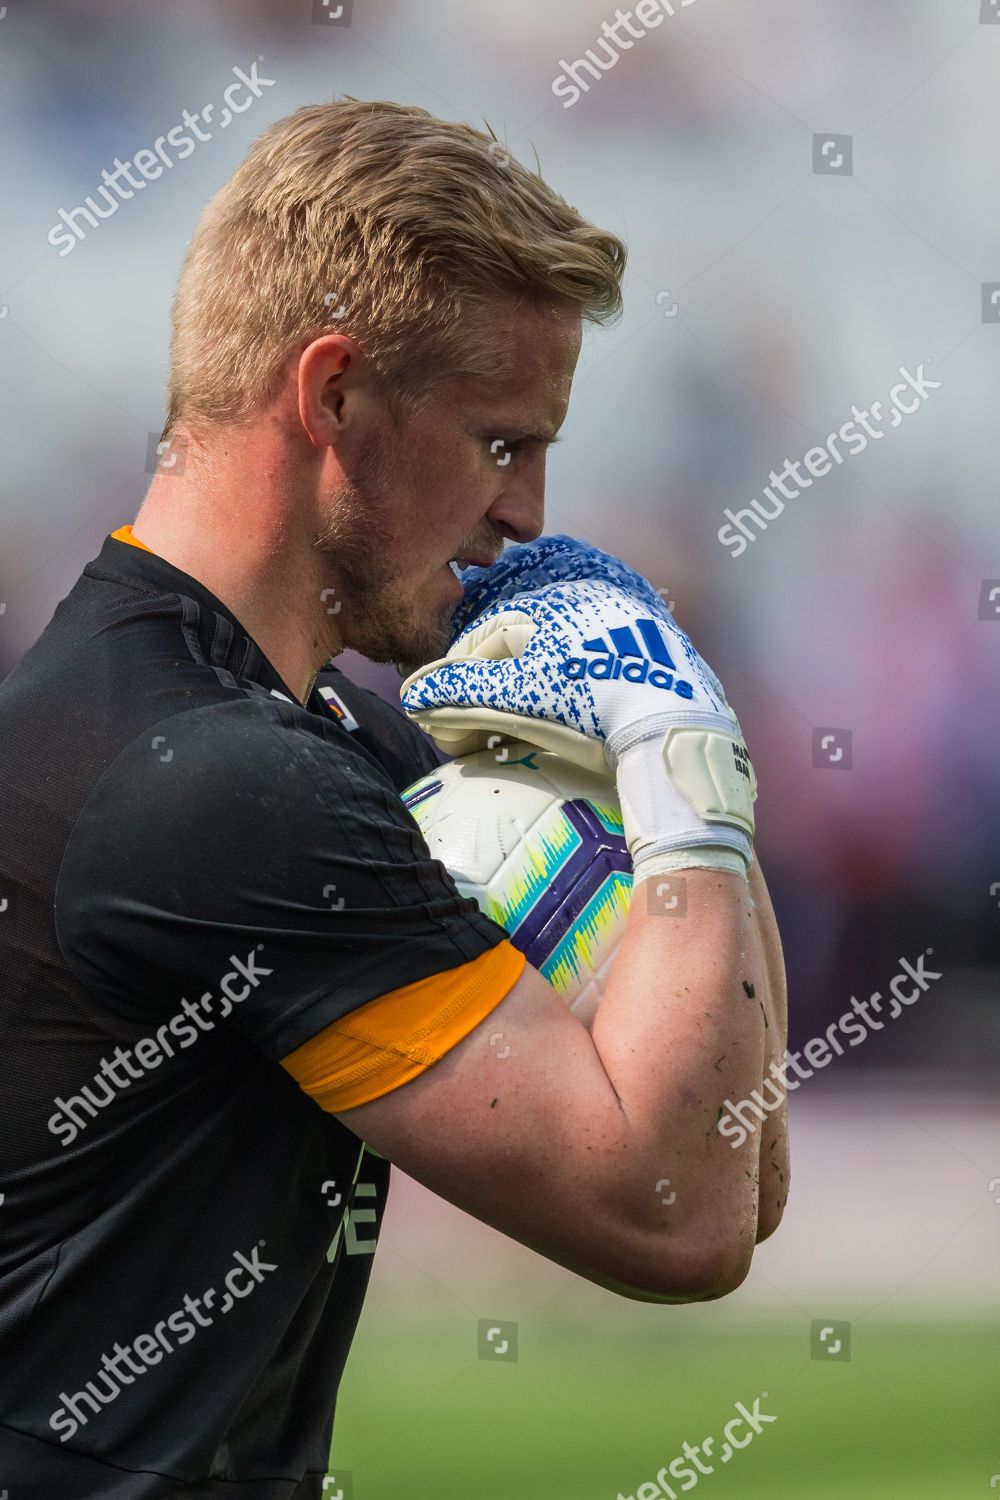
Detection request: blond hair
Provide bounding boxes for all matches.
[165,99,626,436]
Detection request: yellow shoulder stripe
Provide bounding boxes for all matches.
[281,940,525,1112]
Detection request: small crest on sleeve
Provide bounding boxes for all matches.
[318,685,360,732]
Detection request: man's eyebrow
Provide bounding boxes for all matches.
[474,421,564,444]
[500,427,563,445]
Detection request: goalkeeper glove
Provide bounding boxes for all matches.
[400,540,756,882]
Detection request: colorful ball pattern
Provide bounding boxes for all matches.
[401,740,633,1026]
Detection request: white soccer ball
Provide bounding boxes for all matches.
[401,739,633,1027]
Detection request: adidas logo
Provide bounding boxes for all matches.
[562,618,694,698]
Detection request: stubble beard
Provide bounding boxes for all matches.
[314,452,457,678]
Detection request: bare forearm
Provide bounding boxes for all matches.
[589,869,771,1259]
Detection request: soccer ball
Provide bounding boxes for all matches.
[401,739,633,1026]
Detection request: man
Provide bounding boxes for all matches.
[0,100,787,1496]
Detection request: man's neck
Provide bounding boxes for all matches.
[133,466,341,705]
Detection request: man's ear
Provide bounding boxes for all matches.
[298,333,370,449]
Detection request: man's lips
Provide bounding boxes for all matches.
[447,551,501,574]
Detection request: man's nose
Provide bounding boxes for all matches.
[487,470,546,546]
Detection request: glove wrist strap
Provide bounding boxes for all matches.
[614,734,754,879]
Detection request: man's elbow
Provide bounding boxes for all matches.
[594,1231,756,1306]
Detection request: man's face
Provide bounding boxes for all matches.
[317,300,582,676]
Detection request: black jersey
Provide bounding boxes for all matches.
[0,531,514,1496]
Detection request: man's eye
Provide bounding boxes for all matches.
[487,436,524,455]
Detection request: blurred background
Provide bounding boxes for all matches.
[1,0,997,1495]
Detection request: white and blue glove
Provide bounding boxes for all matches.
[400,536,757,882]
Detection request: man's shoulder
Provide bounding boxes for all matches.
[54,693,417,984]
[54,678,497,1042]
[89,691,382,823]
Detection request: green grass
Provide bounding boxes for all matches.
[329,1317,998,1499]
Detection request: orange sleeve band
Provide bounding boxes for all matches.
[111,524,154,553]
[280,940,526,1112]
